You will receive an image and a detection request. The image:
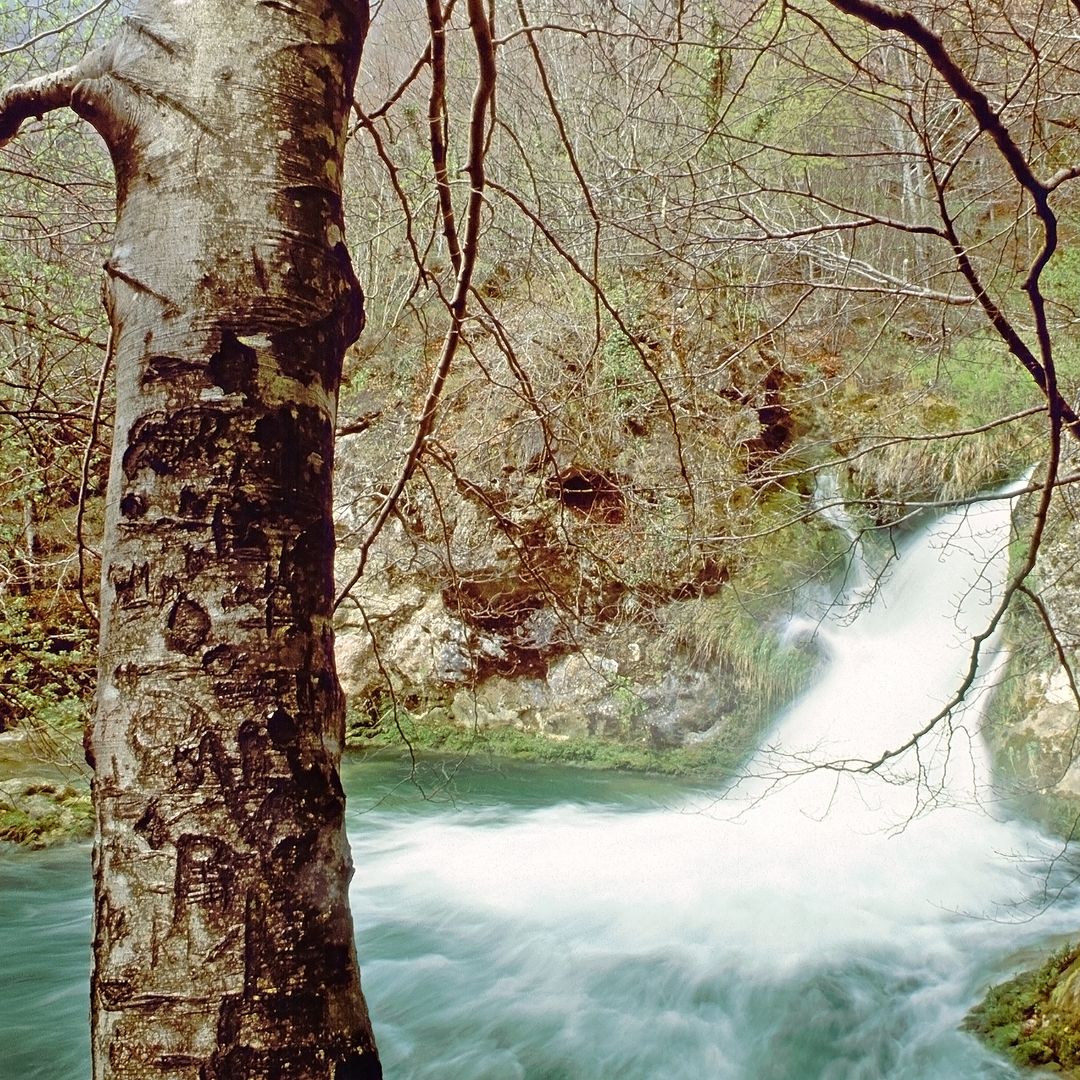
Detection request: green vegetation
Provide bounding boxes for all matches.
[965,943,1080,1074]
[0,0,1063,858]
[910,335,1044,426]
[350,707,769,779]
[0,3,112,844]
[665,593,820,710]
[660,501,834,716]
[0,593,94,733]
[828,336,1040,516]
[0,780,92,849]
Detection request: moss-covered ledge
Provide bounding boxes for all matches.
[346,703,771,779]
[0,776,92,849]
[965,943,1080,1075]
[0,721,92,848]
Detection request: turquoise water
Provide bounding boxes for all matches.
[0,842,93,1077]
[0,758,713,1080]
[0,753,1071,1079]
[343,755,1064,1080]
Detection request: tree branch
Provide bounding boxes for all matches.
[335,0,497,609]
[425,0,463,275]
[0,40,115,146]
[824,0,1045,200]
[0,0,115,59]
[0,64,86,145]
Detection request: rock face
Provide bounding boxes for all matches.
[984,477,1080,824]
[993,666,1080,798]
[328,315,847,759]
[330,358,824,752]
[334,556,741,748]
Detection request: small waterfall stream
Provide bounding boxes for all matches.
[754,479,1016,812]
[2,482,1078,1079]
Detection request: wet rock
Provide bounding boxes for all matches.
[451,677,551,732]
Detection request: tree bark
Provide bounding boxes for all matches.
[3,2,381,1076]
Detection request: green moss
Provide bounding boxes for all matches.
[965,943,1080,1075]
[349,709,765,779]
[0,783,92,849]
[909,334,1044,428]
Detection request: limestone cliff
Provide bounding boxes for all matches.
[331,336,831,765]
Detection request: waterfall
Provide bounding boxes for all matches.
[752,477,1019,812]
[346,480,1072,1079]
[809,468,876,606]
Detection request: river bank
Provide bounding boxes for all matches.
[0,730,91,849]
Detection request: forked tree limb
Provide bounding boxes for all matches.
[0,49,111,145]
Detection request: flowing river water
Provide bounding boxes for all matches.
[3,486,1080,1078]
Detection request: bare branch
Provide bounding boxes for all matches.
[336,0,497,608]
[1046,164,1080,193]
[425,0,463,275]
[0,0,116,59]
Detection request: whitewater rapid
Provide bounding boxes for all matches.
[2,484,1072,1080]
[346,482,1073,1078]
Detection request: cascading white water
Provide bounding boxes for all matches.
[346,481,1076,1079]
[751,479,1017,813]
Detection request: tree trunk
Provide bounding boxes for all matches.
[0,1,381,1075]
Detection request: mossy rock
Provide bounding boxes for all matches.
[348,707,760,779]
[0,777,93,848]
[965,943,1080,1075]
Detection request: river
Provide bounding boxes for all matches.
[3,485,1079,1078]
